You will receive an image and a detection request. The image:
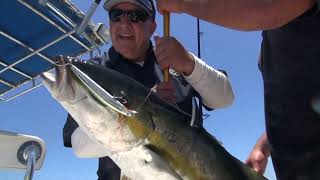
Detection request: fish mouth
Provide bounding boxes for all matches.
[41,56,77,102]
[41,56,136,116]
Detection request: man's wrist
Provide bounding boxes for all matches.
[183,52,195,76]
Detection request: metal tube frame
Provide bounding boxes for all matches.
[45,1,101,48]
[0,0,103,102]
[0,30,74,101]
[0,29,75,74]
[0,60,31,80]
[0,79,15,88]
[0,30,52,79]
[1,81,43,103]
[17,0,92,51]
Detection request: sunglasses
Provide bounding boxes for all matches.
[109,9,150,23]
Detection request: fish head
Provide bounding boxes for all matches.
[70,60,152,113]
[69,60,162,137]
[42,58,169,150]
[42,58,148,151]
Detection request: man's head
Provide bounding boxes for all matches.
[104,0,157,62]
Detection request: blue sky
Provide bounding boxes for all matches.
[0,1,276,179]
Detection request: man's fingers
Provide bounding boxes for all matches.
[158,56,170,70]
[155,49,171,69]
[245,156,266,175]
[157,7,164,15]
[154,35,160,45]
[154,43,166,57]
[155,46,167,60]
[157,91,176,102]
[252,162,261,173]
[252,160,267,175]
[245,159,252,166]
[156,81,174,90]
[154,35,166,46]
[246,159,261,173]
[155,1,165,15]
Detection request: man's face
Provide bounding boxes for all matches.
[109,3,156,62]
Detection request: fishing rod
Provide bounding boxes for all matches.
[197,18,201,58]
[163,11,170,82]
[76,0,102,35]
[196,18,210,121]
[190,18,204,127]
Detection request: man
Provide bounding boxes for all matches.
[156,0,320,179]
[63,0,234,179]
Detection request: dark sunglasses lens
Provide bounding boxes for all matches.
[109,9,123,22]
[109,9,149,23]
[127,12,139,23]
[131,10,149,22]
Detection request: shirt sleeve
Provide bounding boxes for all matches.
[183,52,234,109]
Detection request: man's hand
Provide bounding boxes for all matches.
[245,133,270,175]
[156,0,183,14]
[154,35,195,76]
[245,147,269,175]
[152,79,176,103]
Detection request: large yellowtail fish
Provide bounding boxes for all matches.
[41,57,267,180]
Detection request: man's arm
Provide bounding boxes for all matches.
[184,53,234,108]
[157,0,315,31]
[154,36,234,109]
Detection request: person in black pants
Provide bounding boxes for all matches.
[156,0,320,179]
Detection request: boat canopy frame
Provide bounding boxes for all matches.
[0,0,106,102]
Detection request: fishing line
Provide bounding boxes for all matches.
[136,80,192,117]
[197,18,201,58]
[136,81,160,112]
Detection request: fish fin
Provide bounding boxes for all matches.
[144,144,183,180]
